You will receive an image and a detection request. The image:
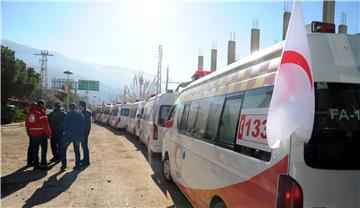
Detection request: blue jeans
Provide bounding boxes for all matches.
[60,138,80,167]
[32,135,48,166]
[80,135,90,164]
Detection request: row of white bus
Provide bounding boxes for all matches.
[94,93,177,153]
[94,25,359,208]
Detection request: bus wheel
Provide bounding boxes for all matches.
[163,154,173,182]
[210,197,226,208]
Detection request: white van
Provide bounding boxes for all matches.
[115,103,130,130]
[135,101,146,138]
[109,104,121,128]
[94,105,103,122]
[140,93,177,153]
[127,102,140,135]
[100,104,112,125]
[161,27,360,208]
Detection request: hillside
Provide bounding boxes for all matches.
[1,40,155,103]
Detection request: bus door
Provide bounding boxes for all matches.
[172,103,190,182]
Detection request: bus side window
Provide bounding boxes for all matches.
[186,101,200,135]
[176,104,184,130]
[193,98,211,139]
[205,96,225,141]
[217,96,243,147]
[234,86,273,161]
[242,86,273,108]
[180,103,190,133]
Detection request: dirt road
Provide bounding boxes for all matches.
[1,123,192,208]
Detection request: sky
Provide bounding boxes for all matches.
[1,0,359,83]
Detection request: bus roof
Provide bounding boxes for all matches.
[179,33,359,102]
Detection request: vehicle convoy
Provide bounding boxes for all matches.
[140,93,177,153]
[127,102,140,135]
[161,23,360,208]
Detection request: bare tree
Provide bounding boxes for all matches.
[122,72,157,102]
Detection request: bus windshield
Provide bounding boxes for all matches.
[121,108,130,116]
[305,82,360,170]
[159,105,171,124]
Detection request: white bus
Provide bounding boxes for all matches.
[109,104,121,128]
[140,93,177,153]
[94,105,103,122]
[135,101,146,138]
[161,27,359,208]
[127,102,140,135]
[116,103,131,130]
[100,104,112,125]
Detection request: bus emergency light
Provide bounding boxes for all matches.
[311,21,335,33]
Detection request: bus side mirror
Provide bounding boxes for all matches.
[164,119,173,128]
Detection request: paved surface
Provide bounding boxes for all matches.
[1,122,192,208]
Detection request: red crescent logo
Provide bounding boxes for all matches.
[281,50,313,89]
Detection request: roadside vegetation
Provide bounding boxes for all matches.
[1,46,90,124]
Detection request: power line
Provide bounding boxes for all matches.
[34,50,53,96]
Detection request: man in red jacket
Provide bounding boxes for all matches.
[25,102,37,166]
[25,99,52,170]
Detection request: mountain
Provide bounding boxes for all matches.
[1,39,155,103]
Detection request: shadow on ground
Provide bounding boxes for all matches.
[22,169,82,208]
[1,163,57,199]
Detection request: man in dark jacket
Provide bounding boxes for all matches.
[48,101,66,163]
[79,100,92,167]
[60,103,86,170]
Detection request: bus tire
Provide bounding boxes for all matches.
[163,153,173,183]
[210,197,226,208]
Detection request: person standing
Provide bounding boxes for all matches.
[25,102,37,166]
[61,103,86,170]
[27,99,52,170]
[48,101,66,163]
[79,100,92,167]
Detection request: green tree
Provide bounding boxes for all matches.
[1,46,41,105]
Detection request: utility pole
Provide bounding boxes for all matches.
[34,50,53,97]
[157,45,163,94]
[63,70,73,111]
[165,64,169,93]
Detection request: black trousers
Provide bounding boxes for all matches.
[80,134,90,164]
[27,136,34,164]
[50,132,62,160]
[32,135,48,166]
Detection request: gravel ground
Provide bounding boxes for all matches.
[1,122,192,208]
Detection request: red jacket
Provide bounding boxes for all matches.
[25,105,52,137]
